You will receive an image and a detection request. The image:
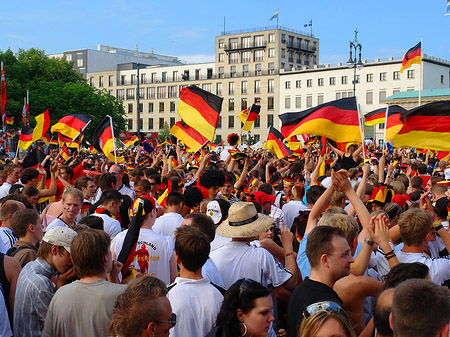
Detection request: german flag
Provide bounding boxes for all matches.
[177,85,223,141]
[60,144,71,162]
[170,121,208,152]
[266,126,293,159]
[5,114,14,125]
[385,105,406,141]
[364,107,386,126]
[393,101,450,151]
[157,180,173,208]
[58,133,84,149]
[92,116,115,161]
[241,104,261,131]
[287,135,302,152]
[280,97,361,143]
[6,130,14,138]
[400,41,421,73]
[33,110,51,142]
[18,126,34,150]
[123,135,139,148]
[40,133,51,145]
[51,114,92,139]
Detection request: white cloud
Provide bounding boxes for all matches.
[178,54,215,64]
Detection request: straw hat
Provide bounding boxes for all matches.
[216,202,273,238]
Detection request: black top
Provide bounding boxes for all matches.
[340,154,358,171]
[286,277,343,337]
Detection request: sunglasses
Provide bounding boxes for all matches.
[303,301,342,318]
[239,278,254,301]
[153,313,177,328]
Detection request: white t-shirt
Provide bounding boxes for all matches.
[152,212,184,240]
[210,241,292,289]
[210,232,231,252]
[91,213,122,240]
[282,200,308,230]
[0,182,12,199]
[45,218,69,231]
[376,244,450,285]
[112,228,174,284]
[0,227,17,251]
[202,257,224,287]
[118,184,135,201]
[168,277,224,337]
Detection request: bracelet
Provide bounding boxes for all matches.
[364,238,375,246]
[435,224,444,231]
[380,249,394,257]
[243,167,249,170]
[386,253,397,261]
[285,252,294,257]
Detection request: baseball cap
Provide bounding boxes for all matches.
[249,191,276,205]
[43,227,78,253]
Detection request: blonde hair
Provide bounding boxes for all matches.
[299,310,356,337]
[318,213,358,244]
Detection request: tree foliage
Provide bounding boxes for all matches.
[0,48,126,143]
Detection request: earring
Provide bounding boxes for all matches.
[240,322,248,337]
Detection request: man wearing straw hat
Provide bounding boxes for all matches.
[210,202,298,290]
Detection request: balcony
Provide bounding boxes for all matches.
[286,43,316,54]
[225,42,267,52]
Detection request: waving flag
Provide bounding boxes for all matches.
[400,41,421,73]
[238,104,261,131]
[5,114,14,125]
[170,121,208,152]
[1,63,7,134]
[123,135,139,148]
[269,11,278,21]
[266,126,293,159]
[92,116,124,163]
[51,114,92,139]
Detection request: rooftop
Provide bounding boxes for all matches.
[220,25,315,38]
[385,88,450,100]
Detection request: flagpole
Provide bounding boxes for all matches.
[109,115,117,164]
[355,95,366,160]
[310,19,312,36]
[383,105,389,150]
[277,9,279,29]
[26,89,29,127]
[419,36,423,106]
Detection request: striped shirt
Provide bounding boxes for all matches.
[14,258,57,337]
[0,227,17,251]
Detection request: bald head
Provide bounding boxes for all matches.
[374,288,394,337]
[0,200,26,226]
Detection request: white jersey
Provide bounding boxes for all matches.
[202,257,224,287]
[210,241,292,289]
[168,277,224,337]
[282,200,308,230]
[91,213,122,240]
[112,228,174,284]
[152,212,184,240]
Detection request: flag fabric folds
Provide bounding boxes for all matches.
[266,126,293,159]
[269,11,278,21]
[5,114,13,125]
[17,110,51,150]
[123,135,139,148]
[238,104,261,131]
[51,114,92,139]
[304,20,312,27]
[177,85,222,141]
[364,108,387,126]
[58,133,84,149]
[280,97,362,143]
[18,127,34,150]
[447,1,450,15]
[393,101,450,151]
[92,116,116,162]
[400,41,421,73]
[170,121,208,152]
[385,105,406,141]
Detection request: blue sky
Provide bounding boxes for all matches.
[1,0,449,65]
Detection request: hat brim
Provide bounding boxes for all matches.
[216,214,273,238]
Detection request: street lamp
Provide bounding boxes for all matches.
[347,29,363,97]
[136,63,141,139]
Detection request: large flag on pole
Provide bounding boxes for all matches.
[1,63,7,134]
[384,105,407,141]
[18,127,34,150]
[400,41,421,73]
[280,97,361,143]
[177,85,222,141]
[17,110,51,150]
[364,107,387,126]
[265,126,292,159]
[238,104,261,131]
[92,116,123,163]
[393,101,450,151]
[51,114,92,139]
[447,1,450,15]
[269,10,278,21]
[170,121,208,152]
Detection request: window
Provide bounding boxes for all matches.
[228,98,235,111]
[148,118,153,130]
[228,115,234,128]
[329,77,336,86]
[296,80,301,88]
[229,82,235,95]
[126,88,135,100]
[355,75,360,84]
[318,94,324,105]
[241,81,247,94]
[159,102,164,112]
[255,64,261,76]
[241,51,251,63]
[139,73,145,84]
[295,96,301,108]
[218,39,224,48]
[341,76,348,85]
[285,96,291,109]
[151,73,157,83]
[170,117,175,127]
[216,83,222,96]
[77,57,83,67]
[168,86,177,98]
[268,48,275,58]
[131,74,136,85]
[128,103,133,114]
[379,90,386,103]
[296,37,302,48]
[217,116,222,129]
[281,34,286,44]
[116,89,124,100]
[148,102,154,113]
[157,87,166,99]
[170,101,176,112]
[288,51,294,63]
[108,75,113,86]
[267,114,273,127]
[318,78,324,87]
[254,80,261,94]
[138,103,143,113]
[366,73,373,82]
[202,83,212,92]
[281,48,286,58]
[159,118,164,129]
[120,75,125,85]
[160,72,166,82]
[241,36,251,48]
[268,79,274,93]
[296,52,301,64]
[306,96,312,108]
[230,66,236,77]
[366,91,373,104]
[285,81,291,89]
[181,71,189,81]
[393,89,400,95]
[254,135,260,142]
[172,71,178,81]
[441,75,445,84]
[218,53,224,62]
[218,67,224,79]
[407,70,415,79]
[128,119,133,130]
[392,71,400,80]
[230,52,239,64]
[254,35,264,47]
[139,119,143,130]
[98,76,103,87]
[379,123,385,130]
[254,50,264,62]
[65,54,72,61]
[336,92,341,100]
[230,38,238,49]
[268,62,275,75]
[380,72,387,81]
[243,65,249,77]
[89,77,94,87]
[108,90,113,95]
[254,115,260,128]
[342,92,348,98]
[307,79,312,87]
[241,98,247,111]
[268,97,274,110]
[269,33,275,43]
[147,87,155,99]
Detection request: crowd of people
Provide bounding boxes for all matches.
[0,132,449,337]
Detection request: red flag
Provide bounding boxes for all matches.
[1,63,7,134]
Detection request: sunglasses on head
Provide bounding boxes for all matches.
[153,313,177,328]
[303,301,342,318]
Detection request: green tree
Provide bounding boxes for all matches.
[0,48,126,143]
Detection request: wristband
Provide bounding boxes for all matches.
[435,224,444,231]
[285,252,294,257]
[243,167,249,170]
[386,253,397,261]
[364,238,375,246]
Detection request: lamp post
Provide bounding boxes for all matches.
[347,29,363,97]
[136,63,141,139]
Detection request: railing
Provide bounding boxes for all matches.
[220,25,314,38]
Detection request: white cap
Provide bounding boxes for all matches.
[43,227,77,253]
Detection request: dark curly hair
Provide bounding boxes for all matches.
[183,187,204,208]
[199,170,225,189]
